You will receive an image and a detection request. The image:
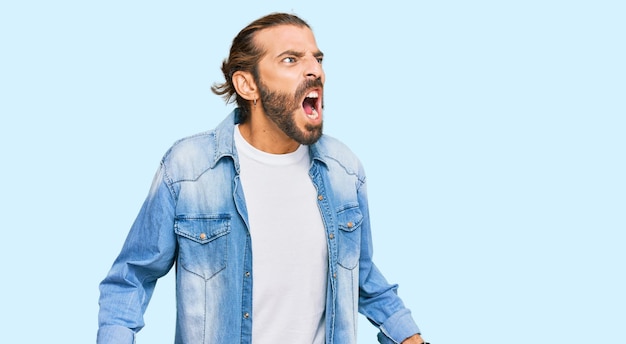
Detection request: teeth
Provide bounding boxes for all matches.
[306,91,319,98]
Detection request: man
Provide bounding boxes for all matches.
[98,12,427,344]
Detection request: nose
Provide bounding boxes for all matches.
[304,55,324,80]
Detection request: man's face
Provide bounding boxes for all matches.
[254,25,325,145]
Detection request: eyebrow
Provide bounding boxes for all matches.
[277,49,325,59]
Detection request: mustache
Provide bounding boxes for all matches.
[295,78,324,98]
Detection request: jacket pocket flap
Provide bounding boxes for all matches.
[174,215,231,244]
[336,206,363,232]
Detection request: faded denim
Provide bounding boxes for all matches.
[98,109,420,344]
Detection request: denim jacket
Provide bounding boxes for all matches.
[98,109,420,344]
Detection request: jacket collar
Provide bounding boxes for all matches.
[212,108,329,169]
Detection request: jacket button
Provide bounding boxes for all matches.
[244,312,250,319]
[245,271,251,277]
[329,233,335,239]
[318,195,324,201]
[346,222,354,228]
[199,233,207,240]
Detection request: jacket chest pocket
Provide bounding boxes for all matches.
[336,206,363,270]
[174,215,230,280]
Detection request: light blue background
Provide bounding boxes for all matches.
[1,1,624,343]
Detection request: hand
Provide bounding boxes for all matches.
[402,333,427,344]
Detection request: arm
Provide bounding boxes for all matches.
[97,164,178,343]
[356,175,422,344]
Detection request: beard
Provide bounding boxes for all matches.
[257,77,324,146]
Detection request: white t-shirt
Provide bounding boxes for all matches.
[234,126,328,344]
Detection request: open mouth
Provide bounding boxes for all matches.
[302,90,321,120]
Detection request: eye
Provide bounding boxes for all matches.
[282,56,296,63]
[316,57,323,64]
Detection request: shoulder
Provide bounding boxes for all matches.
[312,134,364,176]
[167,130,216,159]
[159,111,238,182]
[161,130,218,182]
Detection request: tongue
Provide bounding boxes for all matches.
[303,102,313,115]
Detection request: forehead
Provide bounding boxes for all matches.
[254,24,320,56]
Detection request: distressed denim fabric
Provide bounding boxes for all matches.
[97,108,420,344]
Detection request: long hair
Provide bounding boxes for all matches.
[211,13,311,122]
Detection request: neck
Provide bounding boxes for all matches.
[238,108,299,154]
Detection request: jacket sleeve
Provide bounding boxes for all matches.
[97,163,177,344]
[356,175,421,344]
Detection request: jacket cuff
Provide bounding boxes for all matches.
[97,325,135,344]
[377,309,421,344]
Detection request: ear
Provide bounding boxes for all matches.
[232,71,258,102]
